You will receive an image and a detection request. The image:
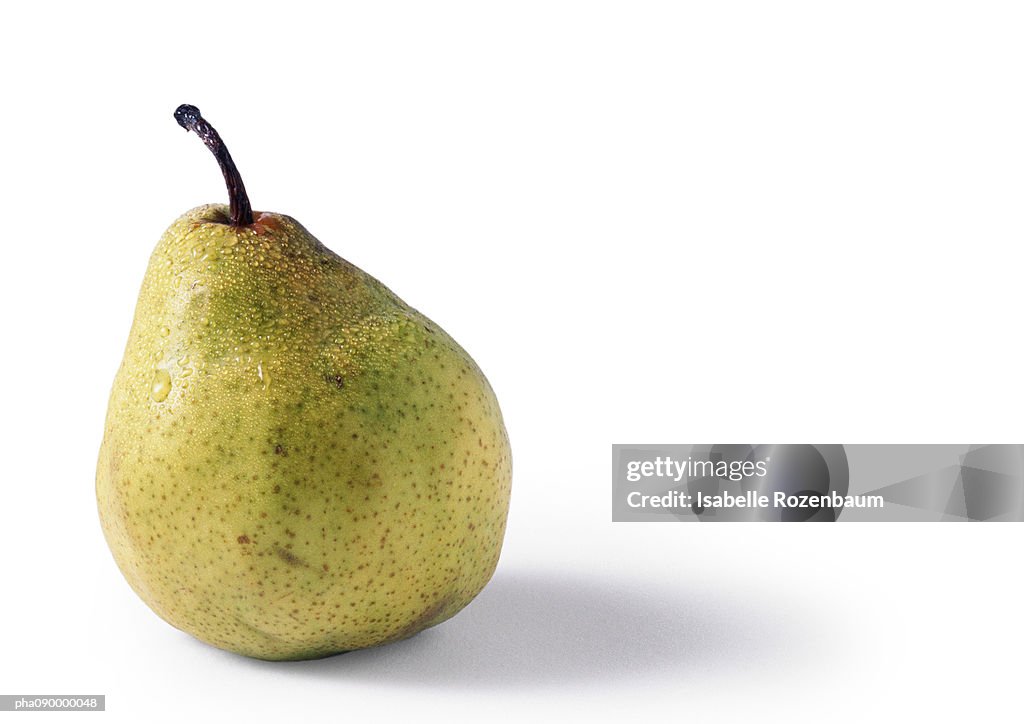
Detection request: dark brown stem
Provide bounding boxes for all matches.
[174,104,254,227]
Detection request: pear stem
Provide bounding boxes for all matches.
[174,104,254,227]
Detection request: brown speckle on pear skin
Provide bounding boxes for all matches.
[275,548,307,567]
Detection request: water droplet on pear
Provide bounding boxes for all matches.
[151,369,172,402]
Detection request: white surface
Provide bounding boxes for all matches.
[2,2,1022,722]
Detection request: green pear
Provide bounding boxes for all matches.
[96,105,512,660]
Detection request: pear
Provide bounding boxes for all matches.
[96,105,512,660]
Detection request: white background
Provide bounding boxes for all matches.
[2,2,1022,721]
